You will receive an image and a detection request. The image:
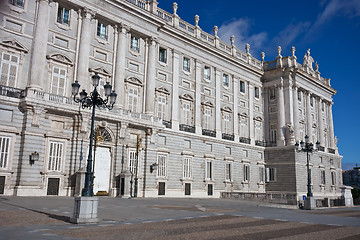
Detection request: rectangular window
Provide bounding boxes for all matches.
[225,163,232,181]
[259,166,265,183]
[331,172,336,185]
[270,128,277,144]
[205,161,212,180]
[9,0,24,8]
[223,74,228,87]
[266,167,276,182]
[183,57,190,72]
[244,165,250,182]
[298,91,302,102]
[239,118,247,138]
[127,87,138,112]
[157,95,166,119]
[183,157,191,179]
[47,141,63,172]
[0,136,10,169]
[130,36,139,52]
[240,80,245,93]
[97,22,107,39]
[157,154,166,177]
[50,67,66,96]
[223,114,230,134]
[185,183,191,195]
[269,88,276,100]
[322,102,325,112]
[182,102,191,125]
[158,182,165,195]
[203,108,211,130]
[0,52,19,87]
[204,66,210,80]
[159,47,167,63]
[129,150,137,175]
[254,87,259,99]
[310,97,314,107]
[321,170,326,185]
[57,6,70,25]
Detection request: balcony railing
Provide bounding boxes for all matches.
[255,140,266,146]
[318,146,325,152]
[202,129,216,137]
[179,124,195,133]
[162,120,172,129]
[0,85,24,99]
[222,133,234,141]
[328,148,336,154]
[239,137,251,144]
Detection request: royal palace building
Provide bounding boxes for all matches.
[0,0,350,205]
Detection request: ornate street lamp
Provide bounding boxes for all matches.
[295,135,320,210]
[72,73,117,196]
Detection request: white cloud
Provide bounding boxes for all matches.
[217,18,267,53]
[272,22,311,49]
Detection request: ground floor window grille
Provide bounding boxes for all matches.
[0,136,10,169]
[48,141,63,172]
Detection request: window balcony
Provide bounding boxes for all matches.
[222,133,234,141]
[255,140,265,146]
[318,146,325,152]
[202,129,216,137]
[0,85,24,99]
[239,137,251,144]
[179,124,195,133]
[328,148,336,154]
[162,120,172,129]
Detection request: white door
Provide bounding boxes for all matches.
[93,147,111,195]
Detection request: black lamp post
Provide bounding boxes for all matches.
[295,135,320,198]
[72,73,117,197]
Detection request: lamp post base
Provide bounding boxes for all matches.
[304,196,316,210]
[70,196,99,224]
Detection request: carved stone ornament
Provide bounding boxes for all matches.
[291,46,296,57]
[277,46,282,57]
[173,2,178,15]
[261,52,265,62]
[230,35,235,46]
[46,53,74,66]
[213,26,218,37]
[125,76,143,86]
[201,100,214,108]
[302,48,314,71]
[89,66,112,77]
[253,116,263,121]
[194,15,199,26]
[179,93,194,102]
[286,123,295,137]
[1,39,29,53]
[245,43,250,54]
[221,106,232,113]
[155,86,170,95]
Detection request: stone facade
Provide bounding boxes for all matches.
[0,0,345,204]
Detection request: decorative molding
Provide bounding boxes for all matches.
[155,86,170,95]
[1,39,28,53]
[253,116,263,121]
[124,76,143,86]
[221,106,232,113]
[46,53,73,66]
[201,100,214,108]
[89,66,112,77]
[179,93,194,102]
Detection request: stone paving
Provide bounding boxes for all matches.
[1,196,360,239]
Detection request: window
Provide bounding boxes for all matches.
[183,57,190,72]
[204,66,210,80]
[270,126,277,144]
[321,170,326,185]
[225,162,232,181]
[254,87,259,99]
[157,95,166,119]
[203,108,211,130]
[127,87,138,112]
[259,166,265,183]
[9,0,24,8]
[159,47,167,63]
[50,67,66,96]
[322,102,325,112]
[266,167,276,182]
[157,154,166,177]
[239,116,248,138]
[223,113,230,134]
[331,172,336,185]
[240,81,245,93]
[0,136,10,169]
[0,52,19,87]
[130,36,139,52]
[269,88,276,100]
[330,159,334,165]
[57,6,70,25]
[129,150,137,175]
[298,91,302,102]
[244,165,250,182]
[97,22,107,39]
[310,97,314,107]
[223,74,228,87]
[183,157,191,179]
[182,102,191,125]
[205,161,212,180]
[47,141,63,172]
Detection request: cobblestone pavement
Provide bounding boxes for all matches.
[1,196,360,240]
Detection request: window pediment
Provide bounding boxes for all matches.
[47,53,73,66]
[156,86,170,95]
[201,100,214,108]
[312,123,317,128]
[221,106,232,113]
[89,66,112,77]
[1,39,28,53]
[253,116,263,121]
[125,76,143,86]
[179,93,194,102]
[238,112,248,117]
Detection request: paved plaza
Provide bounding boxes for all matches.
[0,196,360,239]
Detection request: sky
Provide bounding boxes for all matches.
[158,0,360,170]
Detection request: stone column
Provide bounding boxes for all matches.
[248,83,254,144]
[277,82,285,146]
[263,87,269,142]
[215,68,221,139]
[76,8,94,90]
[114,24,129,108]
[28,0,51,90]
[171,51,180,131]
[145,38,157,115]
[306,91,312,138]
[317,98,324,145]
[293,85,299,141]
[195,60,202,135]
[328,102,335,148]
[233,76,239,140]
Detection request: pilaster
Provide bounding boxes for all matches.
[171,50,180,131]
[276,81,285,146]
[328,102,335,148]
[215,68,221,139]
[306,91,312,137]
[293,85,299,141]
[317,97,324,145]
[145,37,157,115]
[195,60,202,135]
[248,83,254,144]
[233,76,239,140]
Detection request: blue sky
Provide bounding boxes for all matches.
[159,0,360,170]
